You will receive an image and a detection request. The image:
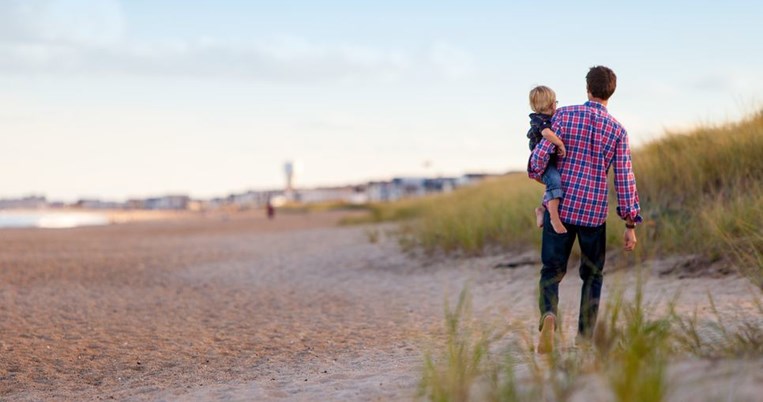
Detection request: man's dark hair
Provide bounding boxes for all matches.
[586,66,617,100]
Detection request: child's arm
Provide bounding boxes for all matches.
[541,128,566,157]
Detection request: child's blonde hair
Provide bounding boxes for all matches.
[529,85,556,114]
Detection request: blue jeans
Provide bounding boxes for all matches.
[539,210,606,337]
[542,161,563,202]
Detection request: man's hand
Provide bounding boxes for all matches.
[624,228,637,251]
[557,143,567,158]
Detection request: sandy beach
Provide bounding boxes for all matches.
[1,211,761,401]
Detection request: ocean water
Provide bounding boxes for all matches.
[0,211,110,229]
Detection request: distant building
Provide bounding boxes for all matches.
[230,190,272,209]
[74,199,125,209]
[143,195,190,210]
[125,199,146,210]
[0,171,497,213]
[297,186,356,204]
[424,177,457,193]
[458,173,492,186]
[0,195,47,209]
[284,160,303,201]
[390,177,428,198]
[366,181,396,202]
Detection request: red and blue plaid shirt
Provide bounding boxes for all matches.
[528,101,642,227]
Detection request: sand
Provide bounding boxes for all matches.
[1,211,761,401]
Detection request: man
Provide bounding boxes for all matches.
[528,66,642,354]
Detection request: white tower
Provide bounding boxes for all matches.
[283,160,301,200]
[284,161,294,193]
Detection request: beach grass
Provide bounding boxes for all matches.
[410,109,763,399]
[344,174,541,256]
[349,110,763,282]
[419,289,493,402]
[277,200,370,214]
[338,196,434,225]
[418,280,762,402]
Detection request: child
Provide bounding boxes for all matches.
[527,86,567,234]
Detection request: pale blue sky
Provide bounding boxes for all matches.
[2,0,762,201]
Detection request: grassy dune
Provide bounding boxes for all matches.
[410,111,763,401]
[419,285,763,402]
[342,174,540,255]
[353,112,763,401]
[350,110,763,282]
[635,110,763,256]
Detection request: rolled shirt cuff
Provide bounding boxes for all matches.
[617,206,643,224]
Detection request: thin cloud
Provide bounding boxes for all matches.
[0,1,410,83]
[0,37,411,83]
[0,2,478,84]
[0,0,125,46]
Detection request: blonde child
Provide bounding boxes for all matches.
[527,86,567,234]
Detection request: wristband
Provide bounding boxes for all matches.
[625,222,636,229]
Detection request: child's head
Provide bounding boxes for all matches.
[529,86,557,115]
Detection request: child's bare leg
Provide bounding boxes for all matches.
[535,206,545,228]
[547,198,567,234]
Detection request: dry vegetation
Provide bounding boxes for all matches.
[346,110,763,285]
[418,282,763,402]
[343,111,763,401]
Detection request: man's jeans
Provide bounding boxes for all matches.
[539,211,606,337]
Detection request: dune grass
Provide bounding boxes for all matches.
[634,110,763,260]
[277,200,370,214]
[594,280,671,402]
[419,289,494,402]
[343,174,541,256]
[339,196,432,224]
[400,175,541,256]
[349,110,763,282]
[409,111,763,401]
[415,111,763,401]
[418,281,763,402]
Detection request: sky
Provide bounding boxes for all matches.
[2,0,762,201]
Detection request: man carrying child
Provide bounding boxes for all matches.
[528,65,642,353]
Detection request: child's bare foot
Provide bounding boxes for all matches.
[535,207,545,228]
[550,217,567,234]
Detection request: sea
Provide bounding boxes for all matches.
[0,211,110,229]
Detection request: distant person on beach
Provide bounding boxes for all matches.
[526,85,568,234]
[266,199,275,220]
[528,66,642,354]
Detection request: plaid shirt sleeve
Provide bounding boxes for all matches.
[528,139,553,181]
[613,130,643,224]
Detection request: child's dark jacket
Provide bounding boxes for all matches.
[527,113,553,151]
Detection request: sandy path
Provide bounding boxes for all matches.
[1,212,761,401]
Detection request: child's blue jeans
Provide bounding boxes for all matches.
[542,161,563,202]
